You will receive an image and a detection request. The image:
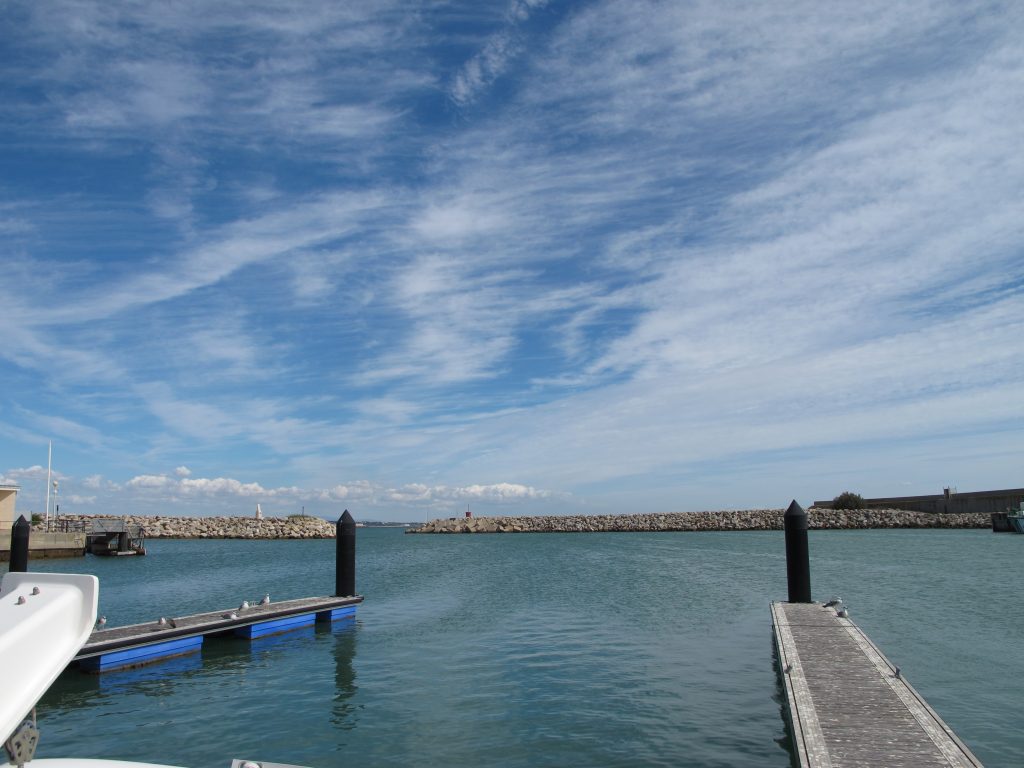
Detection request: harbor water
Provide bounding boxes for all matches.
[13,528,1024,767]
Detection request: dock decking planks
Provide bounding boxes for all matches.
[77,594,362,661]
[771,602,983,768]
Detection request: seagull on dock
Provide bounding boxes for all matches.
[823,596,842,607]
[96,616,107,629]
[259,594,270,606]
[239,600,250,610]
[223,611,238,620]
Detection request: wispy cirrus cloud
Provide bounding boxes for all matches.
[449,0,550,106]
[0,1,1020,519]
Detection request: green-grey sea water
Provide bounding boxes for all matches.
[12,528,1024,767]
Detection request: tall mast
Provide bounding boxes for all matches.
[45,440,52,530]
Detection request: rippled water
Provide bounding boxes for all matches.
[12,528,1023,767]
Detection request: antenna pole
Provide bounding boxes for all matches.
[44,441,52,531]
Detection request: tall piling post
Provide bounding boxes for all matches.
[336,509,356,597]
[9,515,30,573]
[784,500,811,603]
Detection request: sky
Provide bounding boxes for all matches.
[1,1,1022,522]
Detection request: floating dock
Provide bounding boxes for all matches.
[75,594,362,673]
[771,601,983,768]
[85,518,147,556]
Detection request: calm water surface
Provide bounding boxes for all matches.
[11,528,1023,767]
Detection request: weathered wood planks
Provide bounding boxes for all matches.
[771,601,983,768]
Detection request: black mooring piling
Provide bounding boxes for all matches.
[9,515,30,573]
[784,500,811,603]
[336,509,356,597]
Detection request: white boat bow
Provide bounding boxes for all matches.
[1,572,303,768]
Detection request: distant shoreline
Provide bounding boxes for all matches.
[407,508,992,534]
[36,509,992,539]
[40,514,336,539]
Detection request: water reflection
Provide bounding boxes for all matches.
[44,619,348,714]
[99,653,205,694]
[330,617,359,730]
[769,634,795,760]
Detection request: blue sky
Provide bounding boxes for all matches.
[1,1,1022,521]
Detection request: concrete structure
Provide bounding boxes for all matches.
[0,485,19,534]
[1,531,86,562]
[814,487,1024,516]
[0,487,86,560]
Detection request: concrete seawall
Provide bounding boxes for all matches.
[408,508,992,534]
[0,531,87,560]
[41,514,336,539]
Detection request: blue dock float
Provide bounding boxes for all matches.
[75,594,362,673]
[80,635,205,673]
[235,612,314,639]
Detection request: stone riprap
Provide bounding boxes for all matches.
[41,514,336,539]
[407,508,991,534]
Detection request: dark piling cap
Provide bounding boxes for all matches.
[10,515,30,573]
[784,500,807,530]
[337,509,356,535]
[12,515,30,537]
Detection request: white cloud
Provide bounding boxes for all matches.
[4,466,47,479]
[411,199,509,243]
[64,60,210,129]
[95,470,559,516]
[179,477,266,496]
[175,466,192,477]
[450,0,550,105]
[454,482,550,501]
[126,474,174,489]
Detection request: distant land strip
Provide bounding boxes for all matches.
[39,514,336,539]
[34,509,992,539]
[407,508,991,534]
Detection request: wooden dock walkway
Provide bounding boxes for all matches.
[771,602,983,768]
[75,594,362,672]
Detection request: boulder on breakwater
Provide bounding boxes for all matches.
[407,508,991,534]
[44,514,336,539]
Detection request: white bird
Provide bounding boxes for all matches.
[239,600,250,610]
[259,594,270,606]
[96,616,107,629]
[157,617,168,626]
[223,611,238,620]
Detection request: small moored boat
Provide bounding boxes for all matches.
[1008,502,1024,534]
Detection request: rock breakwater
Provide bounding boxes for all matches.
[47,514,336,539]
[408,508,991,534]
